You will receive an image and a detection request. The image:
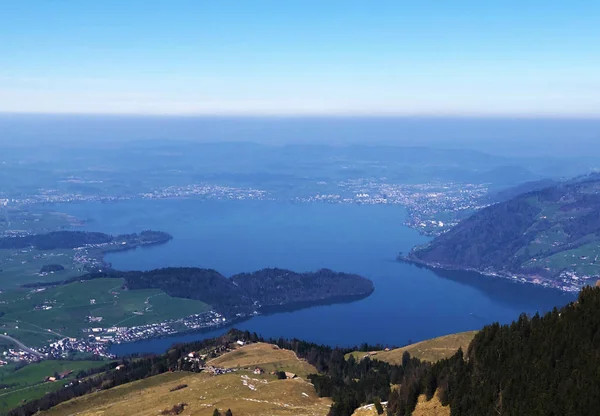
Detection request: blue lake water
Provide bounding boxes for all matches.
[52,199,575,355]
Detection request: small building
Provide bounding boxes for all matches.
[115,364,125,371]
[253,367,264,375]
[236,340,246,346]
[58,370,73,379]
[284,372,297,379]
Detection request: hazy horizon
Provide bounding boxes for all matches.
[1,113,599,158]
[2,1,600,117]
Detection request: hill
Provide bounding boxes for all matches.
[35,340,331,416]
[206,342,318,379]
[384,284,600,415]
[406,175,600,290]
[346,331,477,364]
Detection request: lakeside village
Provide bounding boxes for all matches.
[1,184,270,208]
[2,180,488,238]
[295,180,489,235]
[3,310,230,365]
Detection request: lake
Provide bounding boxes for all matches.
[53,199,575,355]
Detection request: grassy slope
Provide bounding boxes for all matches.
[0,278,211,346]
[352,393,449,416]
[0,360,109,413]
[346,331,478,364]
[207,342,318,379]
[0,248,83,288]
[40,345,331,416]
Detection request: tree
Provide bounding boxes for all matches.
[373,397,384,415]
[213,409,221,416]
[225,410,233,416]
[277,371,287,380]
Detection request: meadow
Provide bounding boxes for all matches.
[39,343,332,416]
[346,330,478,364]
[0,360,109,413]
[0,278,211,346]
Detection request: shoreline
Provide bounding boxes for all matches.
[108,291,375,356]
[398,255,581,293]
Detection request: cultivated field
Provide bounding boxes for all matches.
[0,278,211,346]
[346,331,478,364]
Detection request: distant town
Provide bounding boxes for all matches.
[3,310,231,364]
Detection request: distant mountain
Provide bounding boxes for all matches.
[406,175,600,289]
[490,178,559,202]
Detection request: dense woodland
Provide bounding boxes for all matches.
[0,230,171,250]
[409,175,600,277]
[231,268,374,307]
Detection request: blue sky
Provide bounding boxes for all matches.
[1,1,599,116]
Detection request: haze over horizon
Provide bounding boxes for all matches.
[2,1,600,117]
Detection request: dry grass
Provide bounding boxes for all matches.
[207,342,318,379]
[347,331,478,364]
[39,371,332,416]
[351,392,449,416]
[412,393,450,416]
[39,343,329,416]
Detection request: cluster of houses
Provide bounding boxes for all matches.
[44,369,73,382]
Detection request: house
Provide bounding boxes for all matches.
[284,372,297,379]
[253,367,264,375]
[58,370,73,379]
[115,365,125,370]
[236,340,246,346]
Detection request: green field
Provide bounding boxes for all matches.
[0,278,211,346]
[0,360,110,413]
[0,248,85,289]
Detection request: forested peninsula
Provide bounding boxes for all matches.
[30,267,375,317]
[0,230,172,250]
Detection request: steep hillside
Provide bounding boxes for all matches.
[407,175,600,290]
[387,285,600,415]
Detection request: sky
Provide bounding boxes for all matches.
[1,1,600,117]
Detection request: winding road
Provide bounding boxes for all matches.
[0,334,45,358]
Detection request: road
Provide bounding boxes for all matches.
[0,334,45,358]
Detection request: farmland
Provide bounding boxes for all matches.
[0,278,211,347]
[0,360,110,413]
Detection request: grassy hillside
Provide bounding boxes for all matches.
[346,331,477,364]
[207,342,318,379]
[408,174,600,289]
[39,344,331,416]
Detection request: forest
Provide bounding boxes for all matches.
[0,230,172,250]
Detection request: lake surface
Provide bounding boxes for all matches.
[52,199,575,355]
